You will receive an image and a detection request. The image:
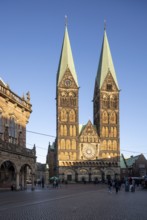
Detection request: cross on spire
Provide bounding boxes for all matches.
[104,19,106,30]
[65,15,68,27]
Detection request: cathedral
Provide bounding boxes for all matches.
[53,24,120,182]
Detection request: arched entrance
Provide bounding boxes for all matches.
[0,160,16,188]
[0,160,35,190]
[105,168,115,181]
[78,168,89,182]
[91,169,101,182]
[20,164,35,190]
[64,169,75,182]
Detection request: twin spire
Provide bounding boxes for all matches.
[96,28,119,89]
[56,20,78,87]
[57,20,119,90]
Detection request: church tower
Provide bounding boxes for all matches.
[93,28,120,161]
[56,24,79,174]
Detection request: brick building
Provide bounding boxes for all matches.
[120,154,147,179]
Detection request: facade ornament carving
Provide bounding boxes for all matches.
[26,91,30,103]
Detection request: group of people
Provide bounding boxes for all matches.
[108,177,136,194]
[125,177,136,192]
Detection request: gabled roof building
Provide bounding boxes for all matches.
[120,154,147,178]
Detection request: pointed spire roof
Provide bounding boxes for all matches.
[57,24,78,86]
[96,29,119,89]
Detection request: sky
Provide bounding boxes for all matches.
[0,0,147,163]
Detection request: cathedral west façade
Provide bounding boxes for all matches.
[51,24,120,182]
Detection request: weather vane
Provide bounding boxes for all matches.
[65,15,68,26]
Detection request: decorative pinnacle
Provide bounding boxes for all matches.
[65,15,68,27]
[104,19,106,30]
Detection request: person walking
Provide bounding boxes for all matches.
[125,180,129,192]
[115,180,119,194]
[108,179,112,193]
[131,179,135,192]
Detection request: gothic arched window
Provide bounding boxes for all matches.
[69,92,75,97]
[106,127,108,137]
[102,111,108,123]
[110,127,114,137]
[113,141,117,150]
[64,125,67,136]
[114,127,117,137]
[102,127,105,137]
[60,125,63,136]
[9,117,17,140]
[103,95,109,108]
[109,111,116,124]
[108,140,112,150]
[61,139,65,149]
[66,139,70,149]
[110,95,117,109]
[73,126,76,136]
[102,140,107,150]
[72,139,76,149]
[61,109,67,121]
[69,110,75,122]
[70,126,73,136]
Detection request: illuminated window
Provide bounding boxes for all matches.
[66,139,70,149]
[69,110,75,122]
[64,125,67,136]
[61,139,65,149]
[72,139,76,149]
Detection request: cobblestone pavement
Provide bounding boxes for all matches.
[0,184,146,220]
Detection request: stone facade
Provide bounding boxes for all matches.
[0,79,36,190]
[93,71,120,161]
[57,68,79,163]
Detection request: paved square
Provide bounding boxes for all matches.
[0,184,146,220]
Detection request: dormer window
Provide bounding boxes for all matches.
[107,84,112,91]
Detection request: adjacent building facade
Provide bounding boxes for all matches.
[0,79,36,189]
[120,154,147,179]
[53,24,120,182]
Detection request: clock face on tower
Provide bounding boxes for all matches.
[82,144,96,159]
[64,79,71,87]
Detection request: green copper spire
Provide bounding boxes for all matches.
[96,29,119,89]
[57,23,78,86]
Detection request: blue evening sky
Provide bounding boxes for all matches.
[0,0,147,163]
